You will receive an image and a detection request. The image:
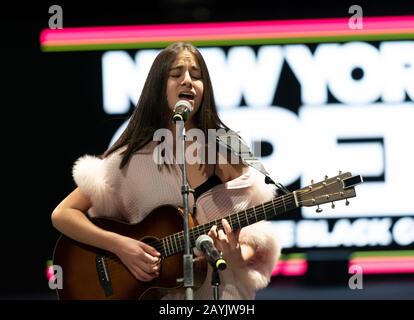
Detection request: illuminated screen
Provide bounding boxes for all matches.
[41,16,414,275]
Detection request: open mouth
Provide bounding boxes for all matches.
[178,92,195,101]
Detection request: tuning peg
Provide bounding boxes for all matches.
[331,202,335,209]
[316,205,323,213]
[311,179,314,184]
[345,199,350,206]
[324,175,328,180]
[338,170,342,175]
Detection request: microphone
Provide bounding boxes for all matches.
[172,100,193,122]
[195,235,227,271]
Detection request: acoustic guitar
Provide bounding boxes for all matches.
[52,172,362,299]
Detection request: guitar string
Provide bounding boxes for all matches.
[101,186,345,274]
[105,195,297,262]
[106,179,339,259]
[104,193,342,277]
[150,195,297,249]
[102,196,300,274]
[104,195,299,266]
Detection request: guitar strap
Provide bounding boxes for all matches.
[216,130,290,194]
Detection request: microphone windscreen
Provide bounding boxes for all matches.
[174,100,193,112]
[195,234,213,250]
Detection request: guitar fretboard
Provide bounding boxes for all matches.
[159,192,297,258]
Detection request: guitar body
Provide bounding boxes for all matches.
[53,205,207,300]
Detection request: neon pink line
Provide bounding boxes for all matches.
[271,256,414,277]
[40,16,414,46]
[41,22,413,42]
[43,28,414,46]
[350,257,414,274]
[43,16,414,34]
[45,266,54,280]
[272,260,307,276]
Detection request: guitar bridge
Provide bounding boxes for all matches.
[96,254,113,297]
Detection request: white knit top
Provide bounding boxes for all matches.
[72,141,281,300]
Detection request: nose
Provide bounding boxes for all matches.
[181,70,192,87]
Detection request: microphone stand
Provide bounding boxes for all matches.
[211,266,221,300]
[175,120,194,300]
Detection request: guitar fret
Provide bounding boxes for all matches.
[177,233,181,252]
[216,219,221,230]
[252,206,258,223]
[188,233,193,248]
[271,198,277,217]
[173,234,178,254]
[193,229,199,244]
[168,237,173,256]
[190,230,195,246]
[237,213,241,229]
[195,226,201,238]
[165,236,170,255]
[166,236,171,255]
[166,237,171,257]
[177,233,182,252]
[282,196,287,212]
[244,209,249,226]
[179,233,184,251]
[168,237,171,256]
[162,238,167,257]
[262,203,267,220]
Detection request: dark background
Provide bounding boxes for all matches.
[1,0,414,298]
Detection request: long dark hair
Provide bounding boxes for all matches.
[104,42,228,168]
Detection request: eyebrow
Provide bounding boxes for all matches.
[169,64,200,71]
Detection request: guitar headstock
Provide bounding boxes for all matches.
[295,172,363,211]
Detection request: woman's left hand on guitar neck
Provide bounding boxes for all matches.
[208,219,255,270]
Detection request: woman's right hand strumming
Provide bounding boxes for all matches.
[112,235,161,282]
[52,188,161,282]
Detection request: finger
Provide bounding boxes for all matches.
[222,219,237,246]
[135,268,156,282]
[142,252,161,264]
[222,219,232,234]
[140,265,160,280]
[209,225,218,238]
[140,242,161,257]
[217,228,228,242]
[141,260,161,274]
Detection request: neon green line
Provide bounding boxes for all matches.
[279,253,307,261]
[352,250,414,258]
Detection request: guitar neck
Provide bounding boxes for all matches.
[160,192,298,258]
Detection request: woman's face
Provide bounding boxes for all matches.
[166,50,204,121]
